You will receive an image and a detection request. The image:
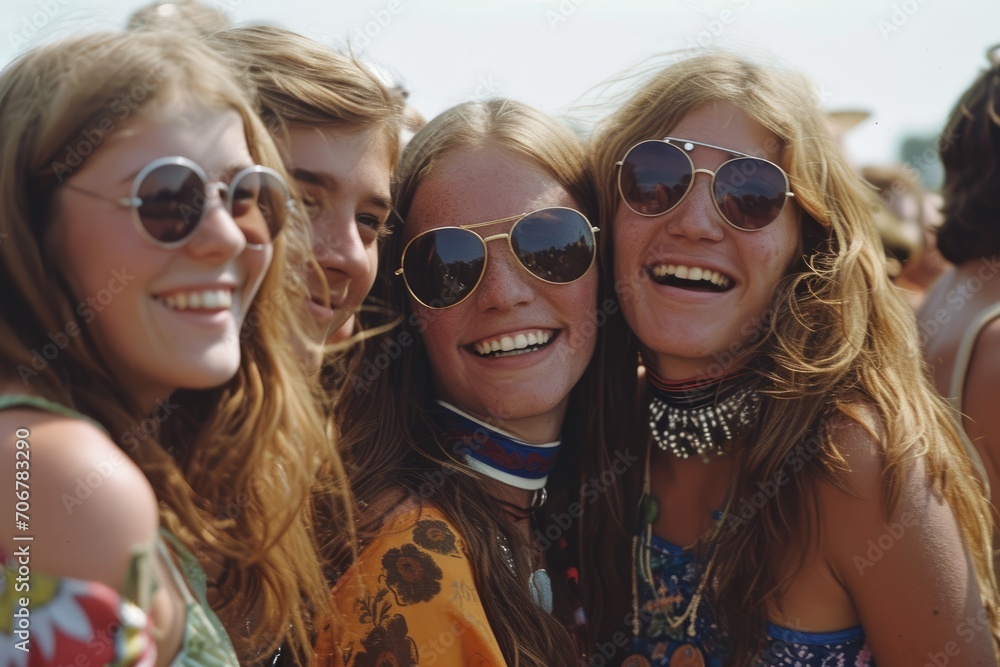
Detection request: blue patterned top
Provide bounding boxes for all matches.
[632,532,875,666]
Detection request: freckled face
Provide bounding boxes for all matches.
[52,104,272,411]
[613,101,801,380]
[404,146,598,436]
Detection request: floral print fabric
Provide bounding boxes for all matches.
[1,545,156,667]
[317,504,505,666]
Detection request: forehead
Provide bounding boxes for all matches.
[405,145,575,238]
[668,101,783,164]
[284,124,391,170]
[62,102,252,192]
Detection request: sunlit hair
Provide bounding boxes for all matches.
[585,51,1000,662]
[126,0,230,34]
[937,58,1000,264]
[208,24,406,389]
[334,98,597,666]
[0,29,346,663]
[208,25,404,170]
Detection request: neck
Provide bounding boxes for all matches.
[433,400,563,491]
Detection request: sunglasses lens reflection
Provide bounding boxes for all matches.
[511,208,595,283]
[403,228,486,307]
[713,157,789,230]
[619,141,692,216]
[136,163,203,244]
[231,168,288,245]
[136,163,287,246]
[620,141,790,230]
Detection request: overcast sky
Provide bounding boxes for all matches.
[3,0,996,179]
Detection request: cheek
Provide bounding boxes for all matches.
[241,247,273,313]
[417,307,463,361]
[362,244,378,288]
[552,277,599,358]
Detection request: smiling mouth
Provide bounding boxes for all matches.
[470,329,557,358]
[155,288,234,311]
[648,263,733,292]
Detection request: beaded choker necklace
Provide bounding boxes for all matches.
[647,367,761,460]
[433,400,561,490]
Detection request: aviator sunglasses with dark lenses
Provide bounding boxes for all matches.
[396,206,599,309]
[63,156,292,249]
[616,137,795,231]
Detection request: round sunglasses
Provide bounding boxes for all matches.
[63,156,292,249]
[616,137,795,231]
[395,207,599,309]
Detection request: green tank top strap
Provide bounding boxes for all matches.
[0,393,107,433]
[158,529,240,666]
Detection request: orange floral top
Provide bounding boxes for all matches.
[315,504,506,667]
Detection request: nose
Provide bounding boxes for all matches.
[662,170,726,242]
[184,195,247,259]
[312,211,370,285]
[472,237,535,312]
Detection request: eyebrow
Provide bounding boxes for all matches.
[291,167,392,211]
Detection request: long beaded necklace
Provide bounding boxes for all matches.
[625,422,736,666]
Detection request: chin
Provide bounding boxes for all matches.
[175,357,243,391]
[483,389,568,423]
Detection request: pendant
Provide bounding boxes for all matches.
[639,492,660,524]
[670,643,705,667]
[621,655,651,667]
[528,569,553,613]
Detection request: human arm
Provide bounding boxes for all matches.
[315,505,507,667]
[0,408,180,666]
[818,411,997,666]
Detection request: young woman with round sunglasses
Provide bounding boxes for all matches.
[314,99,600,666]
[0,30,343,665]
[580,52,1000,666]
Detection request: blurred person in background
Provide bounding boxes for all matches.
[920,45,1000,569]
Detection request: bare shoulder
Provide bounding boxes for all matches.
[817,401,888,500]
[0,407,159,593]
[814,403,995,664]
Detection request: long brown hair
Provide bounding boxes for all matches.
[0,30,344,663]
[334,98,597,666]
[583,51,1000,663]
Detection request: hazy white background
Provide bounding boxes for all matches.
[2,0,997,179]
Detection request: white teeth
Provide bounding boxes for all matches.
[158,289,233,311]
[649,263,731,289]
[473,330,553,356]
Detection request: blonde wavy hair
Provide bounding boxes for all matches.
[336,98,598,666]
[208,24,404,170]
[584,51,1000,661]
[0,29,345,663]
